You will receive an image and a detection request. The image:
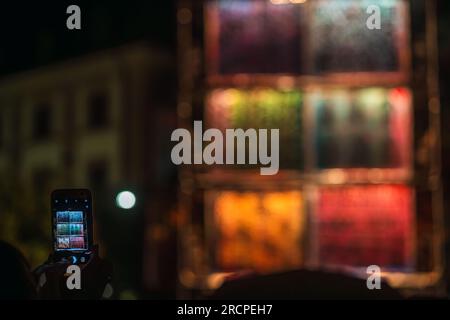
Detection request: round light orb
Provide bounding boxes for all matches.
[116,191,136,210]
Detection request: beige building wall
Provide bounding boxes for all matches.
[0,43,169,192]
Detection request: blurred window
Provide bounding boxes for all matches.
[33,104,52,141]
[88,93,109,129]
[32,167,53,193]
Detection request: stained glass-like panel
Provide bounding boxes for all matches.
[311,87,411,169]
[316,185,414,269]
[206,88,303,170]
[206,1,304,75]
[207,190,305,272]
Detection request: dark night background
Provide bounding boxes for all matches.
[0,1,176,76]
[0,0,448,137]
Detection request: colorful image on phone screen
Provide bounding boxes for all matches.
[54,210,87,251]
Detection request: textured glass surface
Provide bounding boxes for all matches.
[208,190,305,272]
[207,1,304,74]
[311,0,407,73]
[316,185,414,268]
[206,88,303,170]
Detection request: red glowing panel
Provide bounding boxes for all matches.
[316,185,414,268]
[310,0,409,74]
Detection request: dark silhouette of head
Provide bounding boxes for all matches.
[210,269,404,300]
[0,241,37,299]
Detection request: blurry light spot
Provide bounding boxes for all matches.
[354,169,366,181]
[368,169,384,183]
[116,191,136,210]
[270,0,307,4]
[429,174,440,190]
[429,97,440,115]
[207,273,229,290]
[102,283,114,299]
[39,273,47,288]
[232,74,250,86]
[119,289,137,300]
[326,169,347,184]
[277,76,295,90]
[180,270,196,288]
[270,0,287,4]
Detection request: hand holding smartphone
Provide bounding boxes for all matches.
[34,191,113,299]
[51,189,94,264]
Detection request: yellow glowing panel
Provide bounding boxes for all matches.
[208,190,305,272]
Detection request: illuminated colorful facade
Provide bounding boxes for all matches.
[177,0,444,293]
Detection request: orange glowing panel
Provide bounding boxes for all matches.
[205,1,305,76]
[316,185,414,269]
[207,190,305,272]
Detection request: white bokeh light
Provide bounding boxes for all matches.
[116,191,136,210]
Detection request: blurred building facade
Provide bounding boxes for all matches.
[0,44,171,192]
[0,43,178,297]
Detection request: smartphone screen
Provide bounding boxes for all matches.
[51,189,93,257]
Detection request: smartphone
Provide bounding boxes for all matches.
[51,189,94,264]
